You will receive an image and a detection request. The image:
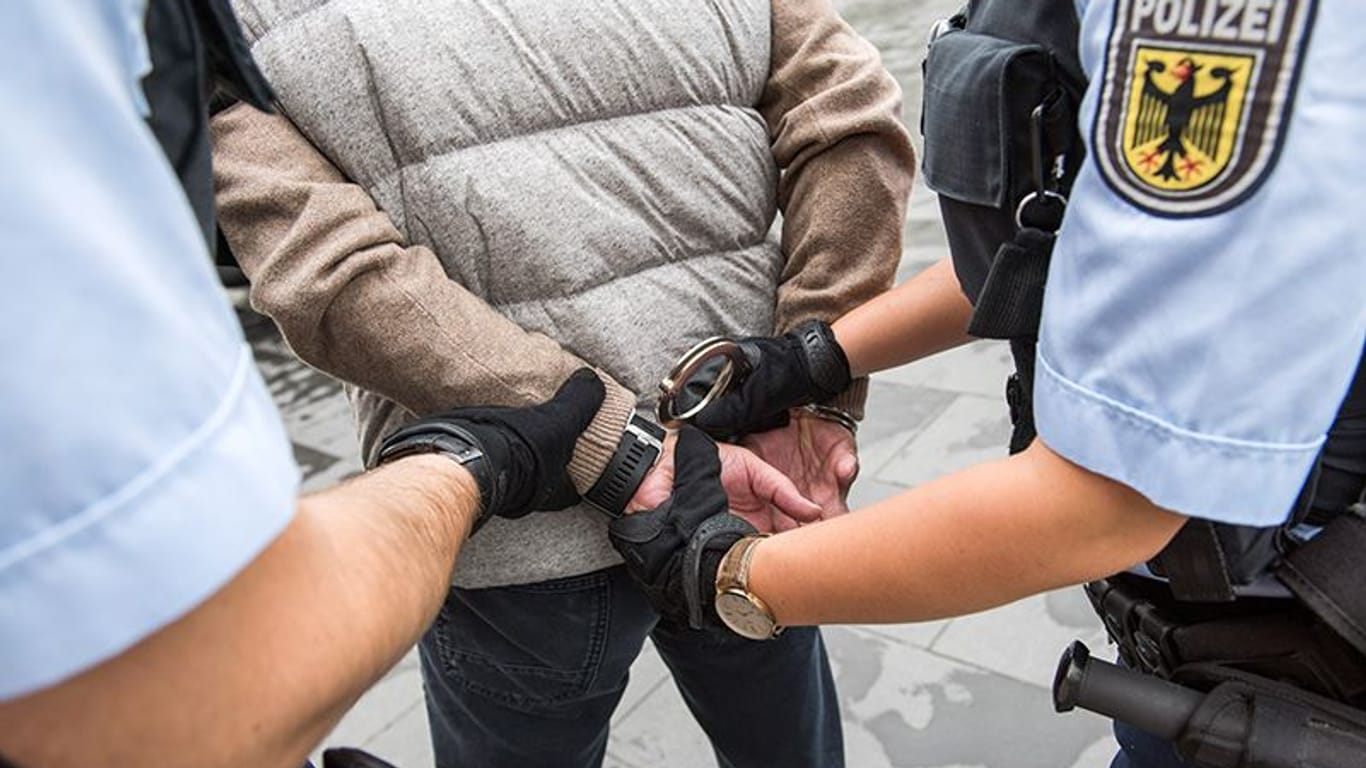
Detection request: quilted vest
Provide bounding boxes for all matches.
[232,0,784,586]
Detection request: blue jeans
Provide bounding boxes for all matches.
[1110,721,1194,768]
[418,565,843,768]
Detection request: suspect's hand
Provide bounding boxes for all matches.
[628,435,822,533]
[742,411,858,522]
[693,320,851,440]
[609,427,759,628]
[377,369,605,526]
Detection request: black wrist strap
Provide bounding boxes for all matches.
[376,423,494,523]
[792,319,852,399]
[584,416,665,518]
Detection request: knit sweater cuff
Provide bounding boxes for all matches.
[568,375,638,494]
[822,377,870,422]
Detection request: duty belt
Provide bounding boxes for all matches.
[1085,575,1366,705]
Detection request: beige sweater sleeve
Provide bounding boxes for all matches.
[211,103,635,488]
[763,0,916,418]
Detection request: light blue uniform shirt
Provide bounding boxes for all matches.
[1038,0,1366,527]
[0,2,298,699]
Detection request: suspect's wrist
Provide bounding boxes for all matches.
[801,403,858,436]
[583,415,666,518]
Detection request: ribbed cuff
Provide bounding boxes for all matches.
[567,374,638,494]
[822,377,869,421]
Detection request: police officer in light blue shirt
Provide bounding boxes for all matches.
[0,3,611,766]
[595,1,1366,766]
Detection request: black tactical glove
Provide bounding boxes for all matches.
[608,427,758,628]
[377,368,604,527]
[693,319,851,440]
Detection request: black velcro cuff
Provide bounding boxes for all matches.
[792,320,852,399]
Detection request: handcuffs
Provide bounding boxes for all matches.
[655,336,857,434]
[655,337,751,428]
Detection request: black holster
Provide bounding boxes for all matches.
[1056,640,1366,768]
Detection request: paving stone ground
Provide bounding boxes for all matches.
[238,1,1122,764]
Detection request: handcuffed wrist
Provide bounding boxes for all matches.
[801,403,859,436]
[822,377,869,421]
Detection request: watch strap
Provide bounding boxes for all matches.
[715,534,782,639]
[683,515,758,629]
[584,415,665,517]
[717,535,765,593]
[376,422,493,523]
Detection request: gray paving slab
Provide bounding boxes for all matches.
[877,342,1017,400]
[358,700,436,768]
[874,394,1014,488]
[820,627,1112,768]
[855,379,957,481]
[930,591,1111,687]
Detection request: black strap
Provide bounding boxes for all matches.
[1279,504,1366,658]
[1151,521,1238,603]
[967,228,1053,456]
[966,227,1055,342]
[583,417,665,518]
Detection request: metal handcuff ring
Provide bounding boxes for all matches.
[656,337,750,429]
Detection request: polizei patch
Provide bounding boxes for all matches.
[1094,0,1318,216]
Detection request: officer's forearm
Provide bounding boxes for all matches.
[747,440,1187,626]
[0,455,477,768]
[832,256,976,378]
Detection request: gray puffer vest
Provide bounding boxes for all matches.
[233,0,784,587]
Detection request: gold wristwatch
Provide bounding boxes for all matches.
[714,535,782,640]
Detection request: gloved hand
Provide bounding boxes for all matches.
[377,368,605,526]
[693,319,852,440]
[609,427,758,628]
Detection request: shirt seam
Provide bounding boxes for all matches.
[1035,347,1324,455]
[0,345,258,573]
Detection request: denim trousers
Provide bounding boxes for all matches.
[417,565,843,768]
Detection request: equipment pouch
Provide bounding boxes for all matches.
[921,29,1075,302]
[922,31,1051,210]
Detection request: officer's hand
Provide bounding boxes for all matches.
[609,427,759,628]
[377,369,605,526]
[693,320,852,440]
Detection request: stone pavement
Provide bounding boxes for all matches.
[237,0,1123,764]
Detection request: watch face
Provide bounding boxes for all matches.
[716,590,776,641]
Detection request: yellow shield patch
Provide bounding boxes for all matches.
[1121,46,1253,193]
[1094,0,1319,217]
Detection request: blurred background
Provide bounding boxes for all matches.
[233,1,1118,764]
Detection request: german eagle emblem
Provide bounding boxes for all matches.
[1132,57,1235,183]
[1093,0,1318,217]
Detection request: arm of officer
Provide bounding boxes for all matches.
[833,256,977,378]
[212,104,635,487]
[762,0,915,419]
[0,456,478,768]
[746,441,1186,625]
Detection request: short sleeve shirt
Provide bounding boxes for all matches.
[1036,0,1366,527]
[0,1,298,699]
